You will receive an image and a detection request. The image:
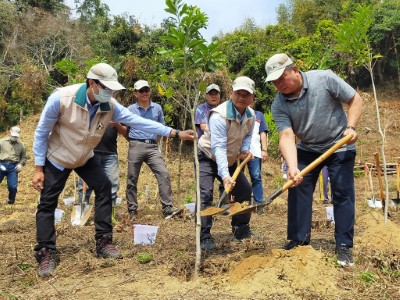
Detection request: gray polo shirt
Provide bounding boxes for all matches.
[271,70,356,153]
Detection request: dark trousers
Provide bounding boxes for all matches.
[35,157,112,251]
[198,151,252,241]
[287,149,356,248]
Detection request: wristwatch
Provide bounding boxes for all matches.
[175,130,180,138]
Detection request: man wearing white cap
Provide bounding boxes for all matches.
[197,76,255,250]
[265,53,362,267]
[195,83,221,139]
[0,126,26,205]
[32,63,194,277]
[125,80,181,220]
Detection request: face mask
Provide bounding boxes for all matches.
[9,137,18,142]
[93,83,113,103]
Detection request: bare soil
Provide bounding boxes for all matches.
[1,90,400,299]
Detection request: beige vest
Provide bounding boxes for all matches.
[47,84,115,169]
[198,99,255,166]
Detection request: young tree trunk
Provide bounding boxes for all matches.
[368,61,390,222]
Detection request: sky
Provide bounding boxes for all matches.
[66,0,285,41]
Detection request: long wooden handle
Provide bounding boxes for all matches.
[374,152,385,203]
[265,134,354,204]
[396,163,400,193]
[225,152,253,193]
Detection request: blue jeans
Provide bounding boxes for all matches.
[287,149,356,248]
[0,161,18,203]
[247,157,264,204]
[78,153,119,202]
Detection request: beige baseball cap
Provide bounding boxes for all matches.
[10,126,21,137]
[87,63,125,91]
[265,53,294,82]
[134,80,150,90]
[232,76,255,94]
[206,84,220,94]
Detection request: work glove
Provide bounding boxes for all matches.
[15,164,23,173]
[0,165,6,171]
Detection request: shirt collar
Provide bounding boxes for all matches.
[226,99,253,120]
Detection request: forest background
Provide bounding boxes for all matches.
[0,0,399,158]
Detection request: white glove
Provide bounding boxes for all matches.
[0,165,6,171]
[15,164,23,173]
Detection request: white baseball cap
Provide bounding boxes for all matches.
[232,76,255,94]
[134,80,150,90]
[87,63,125,91]
[265,53,294,82]
[10,126,21,137]
[206,84,220,94]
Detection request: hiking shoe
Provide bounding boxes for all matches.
[336,244,354,267]
[34,247,58,277]
[129,211,138,221]
[163,206,182,219]
[200,239,216,250]
[284,240,309,250]
[255,207,264,215]
[96,235,122,259]
[232,225,253,241]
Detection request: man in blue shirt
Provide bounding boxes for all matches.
[248,109,269,209]
[126,80,180,220]
[195,83,221,139]
[32,64,194,277]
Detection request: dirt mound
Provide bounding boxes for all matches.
[227,246,339,298]
[356,210,400,252]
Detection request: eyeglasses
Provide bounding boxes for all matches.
[96,82,112,92]
[138,88,150,93]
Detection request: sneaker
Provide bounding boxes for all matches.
[34,247,58,277]
[96,235,122,259]
[336,244,354,267]
[232,225,253,241]
[284,240,309,250]
[129,210,138,221]
[200,239,216,250]
[163,206,182,219]
[255,207,264,215]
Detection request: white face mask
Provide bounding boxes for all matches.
[93,83,113,103]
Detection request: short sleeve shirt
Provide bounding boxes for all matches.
[127,101,165,141]
[195,102,213,139]
[271,70,356,153]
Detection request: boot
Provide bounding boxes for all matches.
[34,247,58,277]
[95,234,122,259]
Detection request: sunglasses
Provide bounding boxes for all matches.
[138,88,150,93]
[96,82,112,92]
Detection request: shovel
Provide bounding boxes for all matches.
[200,153,253,217]
[366,164,381,208]
[71,175,93,226]
[391,163,400,206]
[229,134,354,216]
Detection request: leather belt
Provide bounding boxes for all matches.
[130,138,157,144]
